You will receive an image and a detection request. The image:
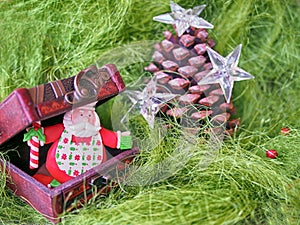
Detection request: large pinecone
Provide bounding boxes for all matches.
[144,27,240,136]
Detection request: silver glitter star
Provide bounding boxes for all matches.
[198,44,254,103]
[122,76,178,129]
[153,1,214,37]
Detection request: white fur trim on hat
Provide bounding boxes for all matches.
[76,101,97,110]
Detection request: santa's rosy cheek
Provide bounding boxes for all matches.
[71,110,84,124]
[87,113,96,125]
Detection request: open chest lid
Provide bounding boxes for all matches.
[0,64,125,145]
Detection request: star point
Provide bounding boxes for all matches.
[198,45,254,103]
[153,1,214,37]
[122,76,178,129]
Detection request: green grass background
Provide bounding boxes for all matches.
[0,0,300,224]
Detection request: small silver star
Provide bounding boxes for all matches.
[122,76,178,129]
[198,44,254,103]
[153,1,214,37]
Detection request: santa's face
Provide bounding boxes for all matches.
[63,108,101,137]
[71,108,97,126]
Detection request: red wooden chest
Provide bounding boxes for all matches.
[0,64,138,223]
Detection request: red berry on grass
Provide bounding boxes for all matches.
[280,127,290,135]
[266,150,278,159]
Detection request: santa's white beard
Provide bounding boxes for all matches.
[65,121,100,137]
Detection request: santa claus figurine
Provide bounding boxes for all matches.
[26,102,132,188]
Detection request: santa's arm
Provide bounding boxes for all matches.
[43,123,65,144]
[100,128,119,148]
[100,128,132,150]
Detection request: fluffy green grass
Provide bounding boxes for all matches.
[0,0,300,224]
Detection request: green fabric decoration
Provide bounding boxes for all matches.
[50,179,61,188]
[23,127,46,143]
[120,135,132,150]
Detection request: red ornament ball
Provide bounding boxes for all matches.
[280,127,290,135]
[266,149,278,159]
